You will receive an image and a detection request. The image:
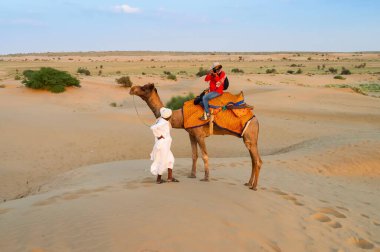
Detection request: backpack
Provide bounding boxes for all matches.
[223,77,229,90]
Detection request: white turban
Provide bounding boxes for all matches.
[210,62,222,70]
[160,107,172,119]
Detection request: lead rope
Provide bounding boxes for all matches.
[132,95,151,128]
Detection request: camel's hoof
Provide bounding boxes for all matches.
[188,174,196,178]
[250,187,258,191]
[244,182,251,187]
[200,178,210,182]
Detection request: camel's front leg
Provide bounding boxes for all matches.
[196,136,210,181]
[188,134,198,178]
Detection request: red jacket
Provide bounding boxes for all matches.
[205,70,226,94]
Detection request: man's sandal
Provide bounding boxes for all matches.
[156,179,166,184]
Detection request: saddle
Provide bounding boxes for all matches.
[183,92,255,136]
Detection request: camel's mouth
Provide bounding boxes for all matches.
[129,86,137,95]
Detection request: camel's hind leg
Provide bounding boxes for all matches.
[188,134,198,178]
[243,119,262,190]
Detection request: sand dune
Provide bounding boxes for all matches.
[1,53,380,251]
[0,158,379,251]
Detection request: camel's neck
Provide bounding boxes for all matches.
[143,90,164,119]
[143,90,184,128]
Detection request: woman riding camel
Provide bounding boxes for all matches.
[150,107,179,184]
[200,62,226,121]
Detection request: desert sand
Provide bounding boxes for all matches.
[0,52,380,251]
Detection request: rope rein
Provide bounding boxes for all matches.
[132,95,151,128]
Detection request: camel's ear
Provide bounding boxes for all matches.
[147,83,155,90]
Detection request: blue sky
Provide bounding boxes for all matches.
[1,0,379,54]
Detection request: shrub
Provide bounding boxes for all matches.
[166,93,195,110]
[196,67,208,77]
[116,71,121,74]
[231,68,244,73]
[334,75,346,80]
[110,102,117,107]
[14,75,21,80]
[22,67,80,93]
[77,67,91,76]
[98,70,102,76]
[296,68,303,74]
[23,70,34,79]
[328,67,338,74]
[163,71,171,75]
[266,68,277,74]
[341,67,351,75]
[50,85,65,93]
[116,76,133,87]
[355,63,366,68]
[307,57,312,60]
[359,83,380,92]
[142,72,146,75]
[167,73,177,81]
[287,70,294,74]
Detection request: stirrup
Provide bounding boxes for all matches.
[199,112,210,121]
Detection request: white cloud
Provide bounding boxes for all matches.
[113,4,140,14]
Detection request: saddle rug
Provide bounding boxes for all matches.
[183,92,255,136]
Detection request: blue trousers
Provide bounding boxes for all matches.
[202,91,221,114]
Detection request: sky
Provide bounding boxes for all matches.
[0,0,380,54]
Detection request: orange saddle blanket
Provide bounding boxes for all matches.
[183,92,255,136]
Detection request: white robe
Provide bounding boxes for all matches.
[150,118,175,175]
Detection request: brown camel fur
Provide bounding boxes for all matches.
[130,83,263,190]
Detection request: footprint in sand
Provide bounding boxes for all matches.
[269,188,304,206]
[336,206,349,212]
[361,214,370,219]
[311,213,331,222]
[318,207,346,218]
[0,208,11,214]
[347,237,374,250]
[33,187,111,206]
[329,221,342,229]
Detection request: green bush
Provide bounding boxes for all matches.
[163,71,171,75]
[328,67,338,74]
[22,67,80,93]
[166,93,195,110]
[231,68,244,73]
[359,83,380,92]
[355,63,366,68]
[266,68,277,74]
[341,67,351,75]
[167,73,177,81]
[50,85,65,93]
[287,70,294,74]
[334,75,346,80]
[296,68,303,74]
[22,70,34,79]
[77,67,91,76]
[196,67,209,77]
[116,76,133,87]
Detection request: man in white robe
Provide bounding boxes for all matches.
[150,107,179,184]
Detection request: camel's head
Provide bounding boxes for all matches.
[129,83,157,100]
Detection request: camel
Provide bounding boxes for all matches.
[130,83,263,190]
